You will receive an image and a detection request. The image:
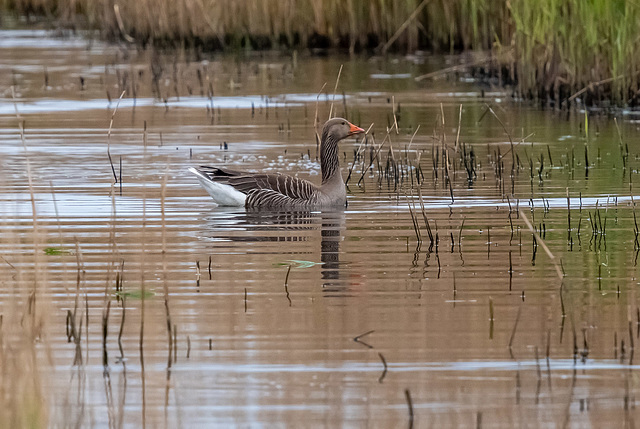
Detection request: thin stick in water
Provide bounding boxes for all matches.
[508,305,523,351]
[353,330,375,349]
[378,352,388,383]
[314,82,328,159]
[328,65,343,119]
[102,300,112,367]
[405,389,414,428]
[520,210,563,280]
[284,265,292,306]
[118,296,126,359]
[107,90,126,183]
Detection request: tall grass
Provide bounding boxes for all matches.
[0,188,49,427]
[509,0,640,105]
[3,0,640,105]
[4,0,503,51]
[0,300,49,428]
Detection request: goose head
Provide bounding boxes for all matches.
[323,118,365,141]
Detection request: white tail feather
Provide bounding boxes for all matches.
[189,167,246,206]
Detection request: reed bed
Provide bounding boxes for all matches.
[0,153,49,427]
[509,0,640,106]
[3,0,505,52]
[4,0,640,106]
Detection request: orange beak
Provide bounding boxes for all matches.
[348,122,365,136]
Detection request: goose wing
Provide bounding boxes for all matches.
[195,166,320,201]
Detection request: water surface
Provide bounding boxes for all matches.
[1,30,639,428]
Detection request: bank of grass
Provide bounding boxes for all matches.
[509,0,640,106]
[2,0,640,105]
[3,0,507,52]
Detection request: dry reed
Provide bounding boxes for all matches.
[7,0,639,104]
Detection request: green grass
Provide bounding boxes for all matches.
[115,288,155,300]
[509,0,640,105]
[43,246,71,255]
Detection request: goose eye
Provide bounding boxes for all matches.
[341,122,346,125]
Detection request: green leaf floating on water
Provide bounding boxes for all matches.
[44,247,72,255]
[115,289,155,300]
[274,260,320,269]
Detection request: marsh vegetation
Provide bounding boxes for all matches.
[4,0,640,106]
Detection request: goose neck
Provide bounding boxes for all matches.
[320,134,340,184]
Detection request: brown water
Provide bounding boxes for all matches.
[2,29,640,428]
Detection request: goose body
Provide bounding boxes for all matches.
[190,118,364,209]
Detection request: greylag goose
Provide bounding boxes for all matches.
[189,118,365,209]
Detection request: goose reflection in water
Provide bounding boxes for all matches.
[200,209,351,291]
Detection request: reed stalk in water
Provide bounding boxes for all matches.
[405,389,414,428]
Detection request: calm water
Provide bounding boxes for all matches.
[1,29,640,427]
